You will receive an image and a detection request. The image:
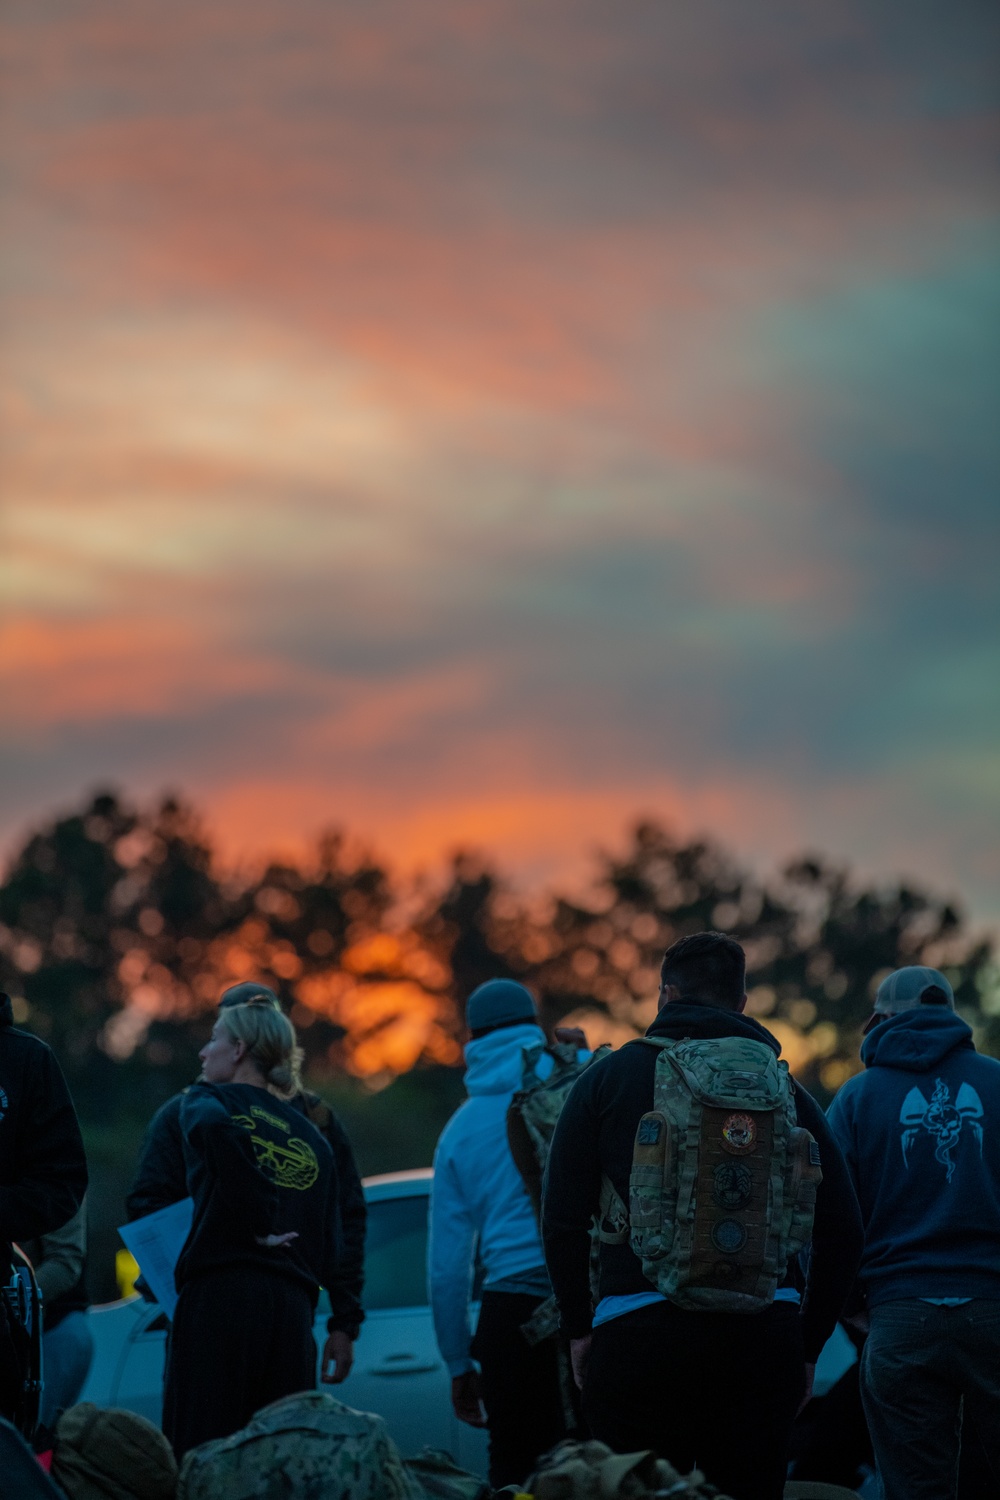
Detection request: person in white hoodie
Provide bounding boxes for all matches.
[429,979,586,1488]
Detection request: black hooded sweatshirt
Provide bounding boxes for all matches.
[174,1082,357,1335]
[0,994,88,1257]
[128,1082,366,1338]
[541,1002,863,1362]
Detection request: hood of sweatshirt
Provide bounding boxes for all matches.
[646,1000,782,1056]
[860,1007,974,1072]
[463,1022,547,1096]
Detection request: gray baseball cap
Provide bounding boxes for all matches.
[873,965,955,1016]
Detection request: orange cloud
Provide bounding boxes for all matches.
[0,615,294,728]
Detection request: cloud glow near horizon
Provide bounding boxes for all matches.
[2,1,998,921]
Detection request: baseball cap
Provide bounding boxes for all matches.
[873,966,955,1017]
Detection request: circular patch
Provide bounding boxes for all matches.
[721,1112,757,1154]
[711,1218,748,1255]
[712,1161,753,1210]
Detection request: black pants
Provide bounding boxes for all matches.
[861,1299,1000,1500]
[472,1290,572,1488]
[583,1301,805,1500]
[163,1267,317,1458]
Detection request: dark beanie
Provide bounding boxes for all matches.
[219,981,281,1009]
[466,979,537,1033]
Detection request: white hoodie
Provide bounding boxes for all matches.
[429,1022,555,1377]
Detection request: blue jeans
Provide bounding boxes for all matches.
[41,1312,94,1429]
[861,1298,1000,1500]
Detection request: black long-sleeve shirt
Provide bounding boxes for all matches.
[541,1002,863,1362]
[0,994,88,1253]
[127,1082,366,1336]
[175,1082,363,1337]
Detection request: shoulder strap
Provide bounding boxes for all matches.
[302,1092,333,1135]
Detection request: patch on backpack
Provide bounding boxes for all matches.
[711,1218,748,1255]
[637,1116,663,1146]
[720,1112,757,1154]
[712,1161,753,1210]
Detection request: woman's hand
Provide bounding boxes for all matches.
[321,1330,355,1384]
[255,1231,300,1249]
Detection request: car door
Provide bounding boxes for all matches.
[329,1180,454,1459]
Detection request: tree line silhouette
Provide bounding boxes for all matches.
[1,789,995,1124]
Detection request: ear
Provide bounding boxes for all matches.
[658,983,680,1010]
[736,991,748,1014]
[230,1036,249,1062]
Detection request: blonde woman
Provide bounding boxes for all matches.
[163,999,346,1457]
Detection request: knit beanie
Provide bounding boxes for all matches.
[52,1403,178,1500]
[465,979,537,1033]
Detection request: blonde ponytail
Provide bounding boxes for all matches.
[219,1000,303,1099]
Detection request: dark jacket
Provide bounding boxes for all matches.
[175,1082,361,1335]
[129,1083,365,1337]
[542,1002,864,1362]
[0,994,88,1256]
[827,1008,1000,1306]
[23,1199,89,1331]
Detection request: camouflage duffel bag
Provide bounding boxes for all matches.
[523,1438,735,1499]
[177,1391,414,1500]
[177,1393,492,1500]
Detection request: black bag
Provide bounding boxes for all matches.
[0,1251,43,1442]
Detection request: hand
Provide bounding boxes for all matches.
[451,1370,487,1427]
[554,1026,588,1051]
[797,1362,816,1416]
[570,1334,592,1391]
[321,1330,354,1384]
[255,1231,299,1249]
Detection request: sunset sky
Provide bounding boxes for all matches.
[2,1,998,923]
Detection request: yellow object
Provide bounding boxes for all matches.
[116,1248,140,1299]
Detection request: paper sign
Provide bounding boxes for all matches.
[118,1197,194,1318]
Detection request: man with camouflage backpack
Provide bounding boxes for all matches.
[542,933,863,1500]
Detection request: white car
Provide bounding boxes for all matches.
[79,1169,489,1474]
[80,1167,855,1476]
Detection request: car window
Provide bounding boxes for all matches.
[360,1192,487,1311]
[363,1194,430,1310]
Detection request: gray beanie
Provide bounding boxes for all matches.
[466,979,537,1033]
[219,981,281,1009]
[874,965,955,1016]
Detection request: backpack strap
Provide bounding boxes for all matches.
[302,1091,333,1136]
[597,1174,630,1245]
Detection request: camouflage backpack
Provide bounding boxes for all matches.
[507,1040,610,1346]
[507,1040,609,1220]
[524,1438,734,1499]
[600,1036,822,1313]
[177,1392,489,1500]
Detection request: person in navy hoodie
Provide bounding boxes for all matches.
[827,965,1000,1500]
[428,979,586,1488]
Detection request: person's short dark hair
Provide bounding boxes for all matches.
[660,931,746,1011]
